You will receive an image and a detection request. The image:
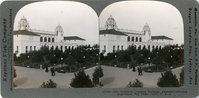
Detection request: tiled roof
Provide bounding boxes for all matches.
[64,36,85,41]
[13,30,40,36]
[152,36,173,40]
[100,29,128,36]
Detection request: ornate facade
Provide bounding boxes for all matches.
[14,16,85,56]
[100,15,173,55]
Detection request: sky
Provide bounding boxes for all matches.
[13,0,199,45]
[99,1,185,45]
[14,1,99,45]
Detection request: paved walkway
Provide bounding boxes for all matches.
[14,65,183,88]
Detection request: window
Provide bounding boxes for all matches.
[40,37,43,42]
[132,37,134,42]
[139,37,142,42]
[113,45,115,52]
[34,46,36,50]
[121,46,123,50]
[26,46,28,53]
[16,46,18,53]
[52,38,54,42]
[48,37,51,42]
[72,46,74,50]
[44,37,47,42]
[152,46,154,50]
[148,45,150,50]
[65,46,67,50]
[61,46,63,51]
[117,45,119,51]
[136,37,138,42]
[127,36,130,41]
[103,45,106,52]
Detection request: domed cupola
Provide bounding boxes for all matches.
[142,23,151,34]
[55,24,63,36]
[142,23,151,41]
[105,15,117,30]
[17,16,30,31]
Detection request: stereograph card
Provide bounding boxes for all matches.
[0,0,199,98]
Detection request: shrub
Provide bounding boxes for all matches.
[157,71,180,87]
[132,79,143,87]
[70,71,93,88]
[92,66,104,86]
[40,79,57,88]
[127,79,143,87]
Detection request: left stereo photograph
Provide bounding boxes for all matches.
[13,1,100,88]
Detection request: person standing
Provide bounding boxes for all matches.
[50,67,53,76]
[45,66,48,72]
[52,67,55,76]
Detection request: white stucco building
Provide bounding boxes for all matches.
[100,15,173,55]
[14,16,85,56]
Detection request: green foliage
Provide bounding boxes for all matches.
[65,55,76,66]
[45,52,53,61]
[179,67,184,86]
[152,55,163,65]
[19,53,28,62]
[100,53,104,60]
[127,79,143,87]
[40,45,49,55]
[65,55,77,72]
[40,79,57,88]
[70,71,93,88]
[49,56,58,65]
[136,56,145,66]
[126,45,137,55]
[30,53,44,63]
[92,66,104,85]
[118,53,131,62]
[132,79,143,87]
[148,52,155,60]
[157,71,180,87]
[107,53,117,61]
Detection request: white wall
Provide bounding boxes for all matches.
[14,35,40,56]
[100,34,127,55]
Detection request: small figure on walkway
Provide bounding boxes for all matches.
[52,67,55,76]
[45,66,48,72]
[50,67,53,76]
[127,64,130,69]
[137,67,143,76]
[132,66,136,72]
[140,67,143,75]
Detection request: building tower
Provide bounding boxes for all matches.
[17,16,31,31]
[105,15,118,30]
[55,24,64,42]
[142,23,151,42]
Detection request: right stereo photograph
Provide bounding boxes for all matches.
[99,1,184,88]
